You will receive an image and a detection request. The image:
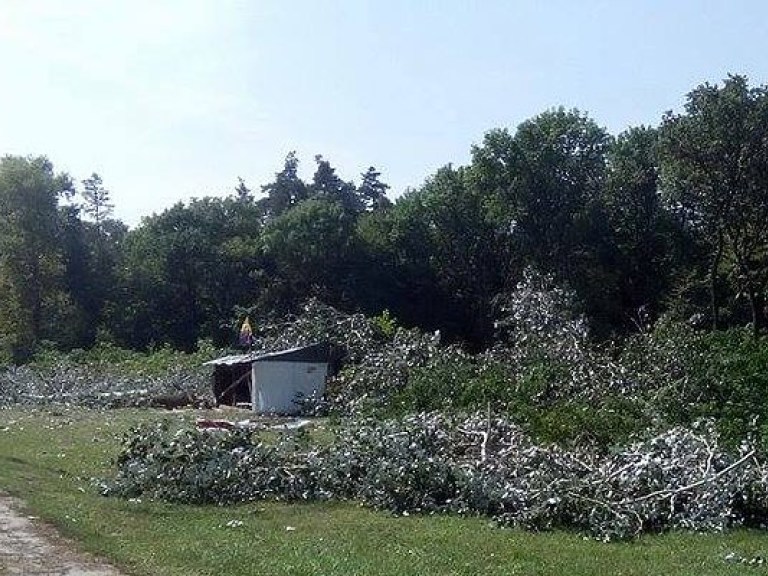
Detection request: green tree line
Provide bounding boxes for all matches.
[2,75,767,362]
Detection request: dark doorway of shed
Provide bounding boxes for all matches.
[212,363,251,407]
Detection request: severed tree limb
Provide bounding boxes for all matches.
[621,449,756,505]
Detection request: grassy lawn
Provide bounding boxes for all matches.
[1,407,767,575]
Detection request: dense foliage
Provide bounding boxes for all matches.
[2,75,767,362]
[7,275,767,451]
[244,283,768,450]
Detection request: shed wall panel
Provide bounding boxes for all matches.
[253,361,328,414]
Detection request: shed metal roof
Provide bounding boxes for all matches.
[204,342,332,366]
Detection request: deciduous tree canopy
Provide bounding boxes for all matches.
[2,75,768,359]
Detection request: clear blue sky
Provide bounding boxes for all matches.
[1,1,767,226]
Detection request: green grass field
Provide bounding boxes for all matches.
[1,407,767,575]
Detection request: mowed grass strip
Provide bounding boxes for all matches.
[0,407,767,576]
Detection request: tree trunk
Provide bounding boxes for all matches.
[748,288,767,339]
[710,228,724,331]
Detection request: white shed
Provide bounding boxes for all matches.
[206,343,335,415]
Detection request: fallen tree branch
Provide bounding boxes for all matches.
[621,449,756,505]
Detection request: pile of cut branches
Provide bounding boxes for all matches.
[0,362,211,409]
[102,413,768,540]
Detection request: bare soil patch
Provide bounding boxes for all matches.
[0,495,122,575]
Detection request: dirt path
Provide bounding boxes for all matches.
[0,495,123,575]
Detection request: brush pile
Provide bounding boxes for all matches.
[102,413,768,540]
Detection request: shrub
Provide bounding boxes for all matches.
[620,322,768,447]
